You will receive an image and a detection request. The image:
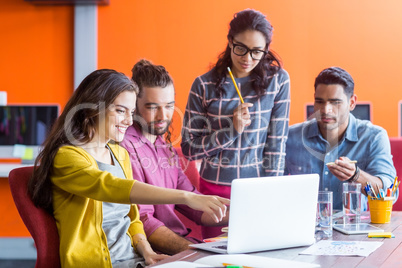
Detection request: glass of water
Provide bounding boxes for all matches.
[343,182,362,224]
[316,191,333,238]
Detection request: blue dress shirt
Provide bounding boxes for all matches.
[285,114,396,211]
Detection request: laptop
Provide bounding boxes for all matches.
[190,174,320,254]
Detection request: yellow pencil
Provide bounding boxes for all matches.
[223,263,252,268]
[393,180,400,195]
[227,67,244,103]
[391,176,398,193]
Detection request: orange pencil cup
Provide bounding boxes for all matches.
[368,197,394,223]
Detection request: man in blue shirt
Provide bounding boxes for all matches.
[285,67,396,211]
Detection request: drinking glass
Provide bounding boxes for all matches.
[343,182,362,224]
[316,191,333,238]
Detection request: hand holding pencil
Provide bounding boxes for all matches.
[326,157,359,182]
[233,102,253,133]
[227,67,253,133]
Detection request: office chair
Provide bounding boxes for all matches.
[174,147,202,241]
[8,166,60,268]
[390,138,402,211]
[175,147,200,191]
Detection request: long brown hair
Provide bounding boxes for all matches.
[28,69,138,215]
[212,9,282,96]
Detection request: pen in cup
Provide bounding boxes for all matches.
[391,176,398,194]
[387,188,392,197]
[365,184,372,197]
[393,180,400,196]
[379,189,385,198]
[367,182,378,200]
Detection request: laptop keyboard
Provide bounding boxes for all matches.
[212,244,228,250]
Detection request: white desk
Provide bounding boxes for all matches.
[150,212,402,267]
[0,164,33,178]
[0,146,38,177]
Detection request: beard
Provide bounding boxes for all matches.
[147,120,172,136]
[134,109,172,137]
[318,120,338,131]
[316,113,338,130]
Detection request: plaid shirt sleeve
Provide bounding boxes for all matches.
[181,76,241,161]
[263,70,290,176]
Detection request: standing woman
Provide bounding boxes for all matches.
[28,69,228,267]
[181,9,290,238]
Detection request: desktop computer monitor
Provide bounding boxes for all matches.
[0,105,59,146]
[305,103,372,121]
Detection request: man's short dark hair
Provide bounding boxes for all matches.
[314,67,355,97]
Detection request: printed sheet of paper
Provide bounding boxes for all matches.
[153,261,210,267]
[300,240,383,257]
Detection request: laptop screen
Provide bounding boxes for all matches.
[190,174,320,254]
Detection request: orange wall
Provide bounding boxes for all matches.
[2,0,402,138]
[0,0,74,106]
[97,0,402,139]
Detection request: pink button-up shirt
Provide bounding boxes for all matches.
[120,124,203,238]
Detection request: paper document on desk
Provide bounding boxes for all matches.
[154,254,319,267]
[300,240,383,257]
[153,261,210,267]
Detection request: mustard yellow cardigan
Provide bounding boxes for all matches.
[51,144,145,268]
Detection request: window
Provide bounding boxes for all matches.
[0,105,59,146]
[305,103,372,121]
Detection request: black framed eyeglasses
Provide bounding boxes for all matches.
[232,43,267,60]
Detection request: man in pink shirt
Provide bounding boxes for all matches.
[120,59,227,255]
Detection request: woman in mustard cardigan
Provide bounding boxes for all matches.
[28,69,229,268]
